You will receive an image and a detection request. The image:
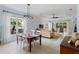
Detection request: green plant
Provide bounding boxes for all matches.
[63,22,67,28]
[11,21,16,26]
[56,23,59,28]
[18,21,22,27]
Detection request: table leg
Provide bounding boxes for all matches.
[17,36,18,45]
[29,38,31,52]
[40,35,41,46]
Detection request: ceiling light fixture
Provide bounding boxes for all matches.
[24,4,33,19]
[51,13,59,19]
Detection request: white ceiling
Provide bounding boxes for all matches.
[1,4,77,16]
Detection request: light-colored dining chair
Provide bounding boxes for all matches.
[17,33,28,48]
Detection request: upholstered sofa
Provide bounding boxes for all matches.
[40,29,55,38]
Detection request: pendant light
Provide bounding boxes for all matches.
[24,4,33,19]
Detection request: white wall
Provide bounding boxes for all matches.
[0,11,3,43]
[0,11,8,44]
[0,5,27,44]
[26,16,40,32]
[77,5,79,33]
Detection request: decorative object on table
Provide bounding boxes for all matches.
[68,33,79,47]
[75,40,79,47]
[31,30,35,35]
[39,24,44,29]
[28,32,32,37]
[74,24,77,32]
[0,41,1,45]
[60,36,79,54]
[68,33,77,44]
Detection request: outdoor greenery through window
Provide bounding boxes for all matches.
[10,17,24,34]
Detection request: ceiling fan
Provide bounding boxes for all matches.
[50,13,59,19]
[24,4,33,19]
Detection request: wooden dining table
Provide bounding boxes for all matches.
[27,35,41,52]
[17,34,42,52]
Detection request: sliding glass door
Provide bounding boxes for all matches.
[10,17,24,35]
[6,17,25,43]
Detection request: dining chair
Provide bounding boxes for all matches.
[17,33,28,48]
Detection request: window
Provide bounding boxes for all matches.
[10,17,24,34]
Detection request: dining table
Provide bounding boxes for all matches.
[17,34,42,52]
[27,34,42,52]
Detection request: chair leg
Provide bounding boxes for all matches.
[21,42,25,48]
[22,41,24,48]
[20,41,22,48]
[22,40,26,48]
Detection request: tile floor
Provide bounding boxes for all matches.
[0,36,64,54]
